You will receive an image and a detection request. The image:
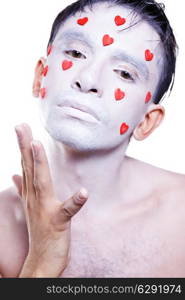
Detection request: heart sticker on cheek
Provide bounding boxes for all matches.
[115,88,125,101]
[114,15,126,26]
[40,87,46,99]
[47,44,53,56]
[120,123,129,135]
[103,34,114,46]
[145,91,152,103]
[77,17,88,25]
[42,65,48,77]
[62,60,73,71]
[145,49,154,61]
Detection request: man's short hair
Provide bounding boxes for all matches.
[47,0,178,104]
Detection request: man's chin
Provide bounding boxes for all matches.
[44,122,101,153]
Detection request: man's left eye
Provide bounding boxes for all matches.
[65,50,86,59]
[114,70,134,81]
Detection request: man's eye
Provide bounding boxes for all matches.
[114,70,134,81]
[65,50,86,59]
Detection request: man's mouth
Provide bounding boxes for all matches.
[57,100,100,122]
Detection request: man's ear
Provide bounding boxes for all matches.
[133,104,165,141]
[32,57,46,97]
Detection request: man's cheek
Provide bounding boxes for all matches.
[114,88,128,136]
[47,44,53,56]
[39,58,75,99]
[61,60,73,71]
[111,89,151,136]
[120,122,129,135]
[43,65,49,77]
[114,88,125,101]
[40,87,46,99]
[39,64,49,99]
[145,91,152,103]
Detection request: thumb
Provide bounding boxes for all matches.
[12,174,23,198]
[61,187,88,222]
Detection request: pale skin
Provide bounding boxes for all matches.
[1,125,88,278]
[0,3,185,278]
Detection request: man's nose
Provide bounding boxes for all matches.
[71,66,103,97]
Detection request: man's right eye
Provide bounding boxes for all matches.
[65,50,86,59]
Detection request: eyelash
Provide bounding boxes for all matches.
[65,50,86,59]
[114,70,134,82]
[64,50,135,81]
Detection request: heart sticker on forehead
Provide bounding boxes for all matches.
[103,34,114,46]
[114,15,126,26]
[120,122,129,135]
[145,49,154,61]
[115,88,125,101]
[62,60,73,71]
[77,17,88,25]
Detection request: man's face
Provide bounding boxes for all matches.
[38,2,163,152]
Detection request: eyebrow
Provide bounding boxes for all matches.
[57,30,149,80]
[112,51,149,80]
[56,30,94,50]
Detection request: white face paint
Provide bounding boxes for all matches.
[39,2,163,152]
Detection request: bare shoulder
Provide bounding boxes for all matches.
[0,185,19,204]
[0,185,24,223]
[130,155,185,210]
[0,186,27,277]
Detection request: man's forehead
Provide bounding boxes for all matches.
[55,1,160,44]
[53,1,162,80]
[61,2,134,30]
[79,1,131,18]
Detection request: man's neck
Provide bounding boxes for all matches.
[43,133,133,215]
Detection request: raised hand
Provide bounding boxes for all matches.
[13,123,88,277]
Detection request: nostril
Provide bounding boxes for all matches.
[76,81,81,89]
[90,88,98,93]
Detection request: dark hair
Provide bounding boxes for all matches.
[47,0,178,104]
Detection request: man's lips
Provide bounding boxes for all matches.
[57,101,100,121]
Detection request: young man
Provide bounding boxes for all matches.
[0,0,185,278]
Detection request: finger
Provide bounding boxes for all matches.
[12,174,26,209]
[15,123,36,198]
[12,174,22,197]
[21,158,27,199]
[61,188,88,222]
[31,140,55,202]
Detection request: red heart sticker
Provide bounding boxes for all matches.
[114,15,126,26]
[145,49,154,61]
[115,88,125,101]
[43,65,48,77]
[145,91,152,103]
[103,34,114,46]
[40,87,46,99]
[77,17,88,25]
[62,60,73,71]
[120,123,129,135]
[47,44,53,56]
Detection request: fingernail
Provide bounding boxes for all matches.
[79,188,88,199]
[15,125,22,143]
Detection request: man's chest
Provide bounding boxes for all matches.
[6,207,184,278]
[61,217,169,277]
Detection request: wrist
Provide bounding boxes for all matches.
[19,254,51,278]
[19,253,65,278]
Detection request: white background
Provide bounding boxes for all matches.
[0,0,184,190]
